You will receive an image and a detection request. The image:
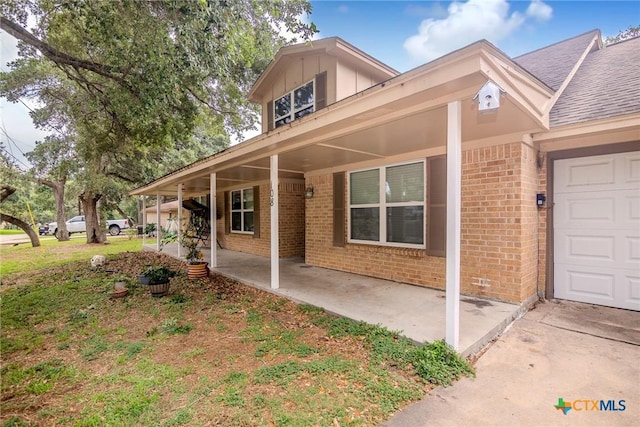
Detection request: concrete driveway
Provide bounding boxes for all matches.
[386,300,640,426]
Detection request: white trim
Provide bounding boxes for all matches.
[142,196,146,246]
[270,155,279,289]
[229,188,255,234]
[446,101,461,350]
[177,184,183,258]
[156,192,161,251]
[347,159,426,249]
[210,173,217,268]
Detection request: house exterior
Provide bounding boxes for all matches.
[132,30,640,329]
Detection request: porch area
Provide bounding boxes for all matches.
[151,243,522,356]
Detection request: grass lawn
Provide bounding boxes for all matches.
[0,242,474,426]
[0,229,29,235]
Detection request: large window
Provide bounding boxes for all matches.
[274,80,314,128]
[230,188,254,233]
[349,161,425,247]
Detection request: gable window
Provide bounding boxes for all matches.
[348,161,425,247]
[230,188,254,233]
[274,80,314,128]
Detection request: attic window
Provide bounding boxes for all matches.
[274,80,314,128]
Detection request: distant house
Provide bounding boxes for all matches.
[144,200,180,229]
[132,30,639,319]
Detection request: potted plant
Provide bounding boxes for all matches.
[108,276,130,299]
[181,233,209,279]
[138,265,177,297]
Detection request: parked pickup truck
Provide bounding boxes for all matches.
[48,215,131,237]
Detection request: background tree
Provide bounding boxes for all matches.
[0,145,40,246]
[604,25,640,45]
[1,0,316,243]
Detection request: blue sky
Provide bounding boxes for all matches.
[1,0,638,167]
[308,0,639,72]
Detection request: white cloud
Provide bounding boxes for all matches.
[405,3,448,19]
[337,5,349,14]
[403,0,552,63]
[526,0,552,22]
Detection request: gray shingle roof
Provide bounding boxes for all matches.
[550,36,640,127]
[514,30,599,91]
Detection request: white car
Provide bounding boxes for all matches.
[48,215,131,237]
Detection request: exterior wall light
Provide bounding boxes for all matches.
[304,186,314,199]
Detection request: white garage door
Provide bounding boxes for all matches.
[554,151,640,311]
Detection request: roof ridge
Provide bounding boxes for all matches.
[514,29,601,59]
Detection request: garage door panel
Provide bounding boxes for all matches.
[555,265,640,310]
[554,151,640,311]
[629,194,640,221]
[629,276,640,303]
[555,230,616,266]
[555,157,615,191]
[555,152,640,193]
[555,265,614,302]
[554,192,616,227]
[626,154,640,183]
[629,236,640,264]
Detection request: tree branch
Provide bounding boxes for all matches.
[1,16,135,93]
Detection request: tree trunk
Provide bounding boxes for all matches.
[80,191,107,243]
[52,181,70,241]
[0,213,40,247]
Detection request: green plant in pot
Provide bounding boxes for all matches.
[139,265,177,297]
[181,233,209,279]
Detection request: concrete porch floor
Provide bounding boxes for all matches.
[149,243,522,355]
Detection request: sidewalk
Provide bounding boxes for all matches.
[385,300,640,426]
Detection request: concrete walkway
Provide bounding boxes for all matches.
[386,300,640,426]
[153,245,521,355]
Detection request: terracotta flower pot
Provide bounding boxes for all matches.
[109,288,128,298]
[187,262,209,279]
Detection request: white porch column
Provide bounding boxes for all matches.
[270,154,279,289]
[177,184,183,258]
[446,100,462,350]
[210,172,217,268]
[156,192,162,251]
[142,196,146,246]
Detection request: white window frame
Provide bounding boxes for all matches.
[230,188,254,235]
[273,79,315,128]
[347,160,426,249]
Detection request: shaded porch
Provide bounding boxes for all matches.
[153,243,521,356]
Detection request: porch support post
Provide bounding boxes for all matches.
[142,196,146,246]
[270,154,279,289]
[156,192,162,251]
[446,100,462,350]
[210,172,217,268]
[177,184,183,258]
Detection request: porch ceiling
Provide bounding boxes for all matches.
[166,101,538,196]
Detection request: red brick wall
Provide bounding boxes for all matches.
[305,141,543,304]
[216,182,305,258]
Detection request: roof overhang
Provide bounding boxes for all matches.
[132,40,553,197]
[534,113,640,152]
